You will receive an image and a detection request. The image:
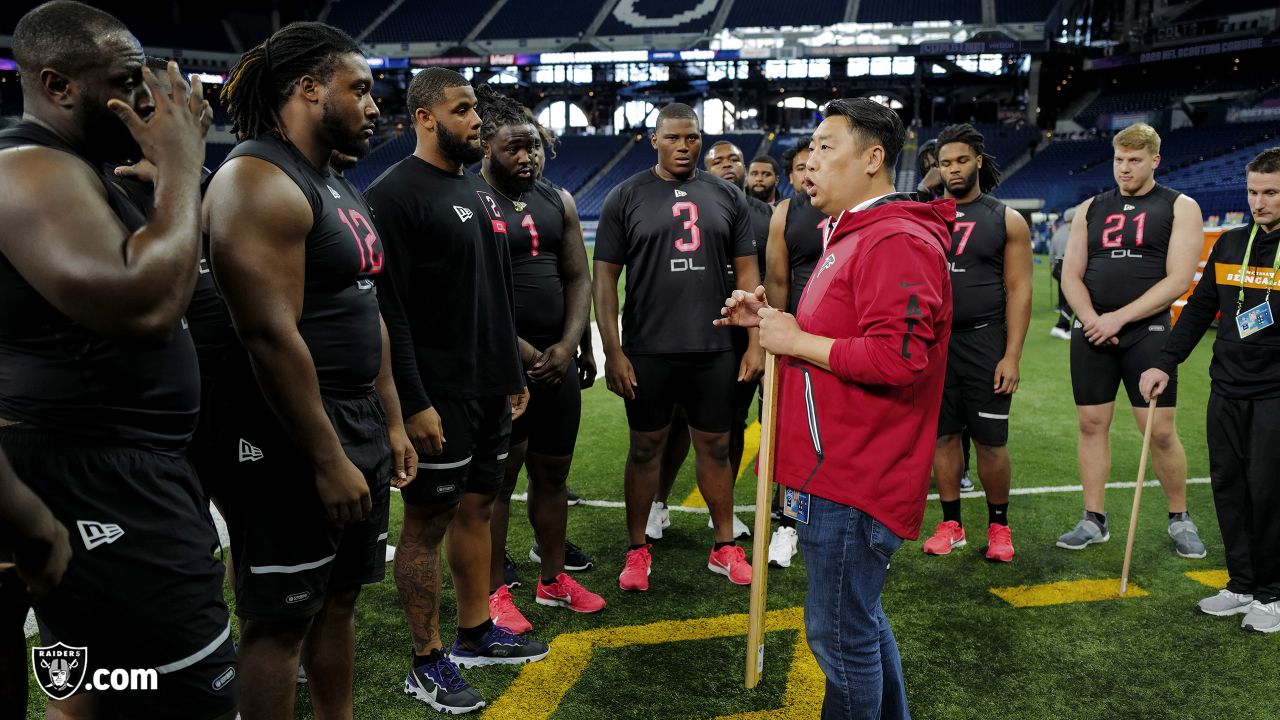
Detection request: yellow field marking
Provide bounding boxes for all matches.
[990,578,1149,608]
[1185,569,1230,589]
[681,421,762,508]
[483,605,817,720]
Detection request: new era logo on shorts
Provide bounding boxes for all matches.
[239,439,264,462]
[76,520,124,550]
[454,205,474,222]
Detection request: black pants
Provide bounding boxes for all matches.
[1207,392,1280,603]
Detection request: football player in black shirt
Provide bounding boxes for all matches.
[747,154,781,205]
[473,86,605,632]
[0,3,237,717]
[921,124,1032,563]
[593,103,763,592]
[366,68,549,716]
[1058,122,1206,557]
[205,23,415,718]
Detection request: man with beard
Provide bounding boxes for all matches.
[366,68,548,716]
[922,124,1032,562]
[762,133,830,568]
[1057,122,1206,557]
[472,86,605,634]
[595,103,763,592]
[0,2,238,717]
[747,154,781,204]
[205,22,416,718]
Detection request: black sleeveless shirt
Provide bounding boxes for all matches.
[783,193,830,314]
[214,136,385,397]
[949,193,1009,329]
[0,122,200,450]
[494,178,568,348]
[1083,183,1182,315]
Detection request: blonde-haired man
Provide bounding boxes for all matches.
[1057,122,1207,556]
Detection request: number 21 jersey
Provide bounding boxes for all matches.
[1083,183,1181,314]
[594,168,756,355]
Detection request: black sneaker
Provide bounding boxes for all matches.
[503,550,523,589]
[566,489,581,506]
[450,626,550,668]
[403,651,485,715]
[529,541,595,572]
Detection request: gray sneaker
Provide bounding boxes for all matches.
[1241,600,1280,633]
[1056,512,1110,550]
[1197,589,1254,616]
[1168,516,1207,558]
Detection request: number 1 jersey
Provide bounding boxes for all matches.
[594,168,756,355]
[1083,183,1181,314]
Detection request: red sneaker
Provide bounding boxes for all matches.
[537,573,606,613]
[618,545,651,592]
[922,520,966,555]
[488,584,532,634]
[708,544,752,585]
[985,523,1015,562]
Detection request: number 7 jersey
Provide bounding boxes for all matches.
[1083,183,1181,314]
[594,168,757,354]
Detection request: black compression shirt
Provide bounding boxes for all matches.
[783,193,829,314]
[949,193,1009,329]
[594,168,756,355]
[367,156,523,415]
[490,178,567,348]
[1083,183,1181,314]
[0,121,199,450]
[745,194,772,278]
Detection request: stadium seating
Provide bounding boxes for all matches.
[723,0,846,29]
[204,143,235,171]
[1176,0,1271,22]
[596,0,721,36]
[478,0,602,40]
[325,0,394,38]
[994,0,1057,23]
[994,136,1114,210]
[364,1,491,44]
[915,122,1043,175]
[543,135,630,194]
[856,0,982,24]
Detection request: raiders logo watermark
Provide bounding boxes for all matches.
[32,642,87,700]
[31,642,160,698]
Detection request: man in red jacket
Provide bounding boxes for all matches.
[719,98,954,719]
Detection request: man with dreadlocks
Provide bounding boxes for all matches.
[921,123,1032,562]
[366,68,549,716]
[204,21,416,719]
[471,85,606,634]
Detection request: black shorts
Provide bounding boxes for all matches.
[1070,312,1177,408]
[402,395,512,507]
[938,323,1012,447]
[511,358,581,457]
[625,351,737,433]
[218,391,391,622]
[0,427,237,719]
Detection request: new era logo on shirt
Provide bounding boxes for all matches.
[1124,204,1136,211]
[674,189,688,198]
[77,520,124,550]
[454,205,474,223]
[327,185,341,199]
[239,439,264,462]
[955,211,966,218]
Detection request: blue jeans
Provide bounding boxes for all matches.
[797,494,910,720]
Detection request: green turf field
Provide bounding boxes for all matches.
[27,258,1280,719]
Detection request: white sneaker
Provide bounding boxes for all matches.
[768,527,799,568]
[1241,600,1280,633]
[646,502,670,540]
[1197,589,1253,616]
[1050,326,1072,340]
[708,513,751,539]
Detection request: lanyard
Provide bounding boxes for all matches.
[1236,224,1280,316]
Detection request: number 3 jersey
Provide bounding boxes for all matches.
[594,168,757,355]
[215,136,385,396]
[1083,183,1181,314]
[948,193,1009,329]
